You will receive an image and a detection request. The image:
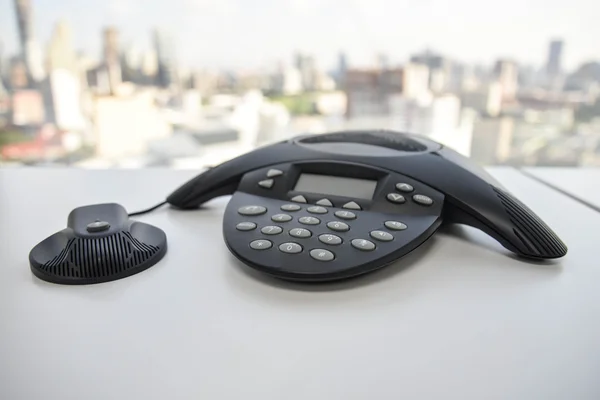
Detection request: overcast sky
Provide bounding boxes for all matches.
[0,0,598,71]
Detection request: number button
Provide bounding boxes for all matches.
[271,214,292,222]
[307,206,328,214]
[279,242,303,254]
[299,216,320,225]
[238,205,267,216]
[281,204,301,211]
[289,228,312,238]
[250,239,272,250]
[370,230,394,242]
[326,221,350,232]
[384,221,407,230]
[236,222,257,231]
[318,234,342,245]
[334,210,356,220]
[261,226,283,235]
[310,249,335,262]
[351,239,376,251]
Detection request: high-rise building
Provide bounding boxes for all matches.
[494,59,518,102]
[402,63,430,100]
[154,29,178,88]
[13,0,44,83]
[546,39,563,76]
[9,57,29,89]
[103,27,122,93]
[47,21,77,74]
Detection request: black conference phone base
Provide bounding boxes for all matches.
[29,130,567,284]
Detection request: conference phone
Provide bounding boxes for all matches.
[30,130,567,284]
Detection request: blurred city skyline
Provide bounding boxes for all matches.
[0,0,598,71]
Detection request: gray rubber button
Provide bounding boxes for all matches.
[413,194,433,206]
[258,179,274,188]
[271,214,292,222]
[261,226,283,235]
[384,221,407,230]
[267,169,283,178]
[238,205,267,216]
[334,210,356,220]
[236,222,257,231]
[281,204,301,211]
[386,193,406,204]
[395,183,414,192]
[370,230,394,242]
[310,249,335,262]
[250,239,272,250]
[279,242,303,254]
[299,216,320,225]
[318,234,342,245]
[327,221,350,232]
[342,201,362,210]
[316,199,333,207]
[87,221,110,233]
[289,228,312,238]
[351,239,376,251]
[291,195,307,203]
[307,206,328,214]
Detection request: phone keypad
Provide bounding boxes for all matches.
[235,201,411,267]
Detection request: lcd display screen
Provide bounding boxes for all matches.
[293,173,377,199]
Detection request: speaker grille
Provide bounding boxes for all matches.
[40,232,160,279]
[493,186,567,258]
[299,131,428,152]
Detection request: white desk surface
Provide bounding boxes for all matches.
[1,168,599,400]
[523,167,600,210]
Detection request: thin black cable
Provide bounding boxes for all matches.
[128,201,168,217]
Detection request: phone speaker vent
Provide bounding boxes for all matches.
[39,232,160,279]
[493,186,567,258]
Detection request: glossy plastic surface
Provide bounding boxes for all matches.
[167,130,567,268]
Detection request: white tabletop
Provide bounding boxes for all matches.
[523,167,600,210]
[1,167,599,400]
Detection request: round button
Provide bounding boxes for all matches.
[370,230,394,242]
[238,205,267,216]
[326,221,350,232]
[289,228,312,238]
[318,234,342,245]
[250,239,272,250]
[299,216,320,225]
[86,221,110,233]
[334,210,356,220]
[281,204,301,212]
[279,242,303,254]
[384,221,407,231]
[271,214,292,222]
[261,225,283,235]
[236,222,257,231]
[386,193,406,204]
[307,206,328,214]
[310,249,335,262]
[413,194,434,206]
[351,239,376,251]
[395,183,414,193]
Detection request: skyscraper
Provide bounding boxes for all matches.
[13,0,44,83]
[494,59,518,101]
[13,0,32,63]
[154,29,178,88]
[103,27,122,93]
[47,21,77,74]
[546,39,564,76]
